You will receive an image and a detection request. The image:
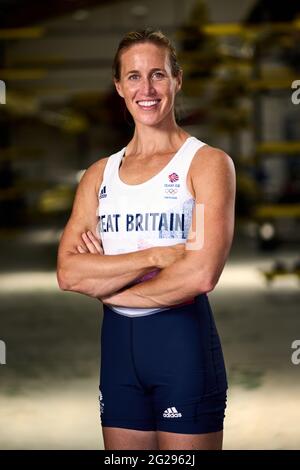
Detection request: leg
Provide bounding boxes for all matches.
[100,309,158,450]
[102,427,158,450]
[157,430,223,450]
[146,299,227,450]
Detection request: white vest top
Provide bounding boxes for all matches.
[97,135,206,317]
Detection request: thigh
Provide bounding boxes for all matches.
[157,430,223,450]
[134,300,228,436]
[134,296,228,397]
[100,307,156,431]
[102,427,158,450]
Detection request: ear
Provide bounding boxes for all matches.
[114,79,124,98]
[175,70,183,94]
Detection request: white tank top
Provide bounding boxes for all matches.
[97,135,206,317]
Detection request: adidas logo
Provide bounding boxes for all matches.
[100,185,107,199]
[163,407,182,418]
[99,390,104,414]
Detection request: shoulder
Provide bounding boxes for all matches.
[190,144,235,179]
[77,156,110,196]
[189,144,235,198]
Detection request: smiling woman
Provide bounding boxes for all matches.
[57,28,235,450]
[113,38,182,127]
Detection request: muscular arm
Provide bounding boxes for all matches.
[57,159,158,298]
[101,147,236,308]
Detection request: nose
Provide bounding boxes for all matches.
[139,77,156,96]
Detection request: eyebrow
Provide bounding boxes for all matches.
[126,68,165,76]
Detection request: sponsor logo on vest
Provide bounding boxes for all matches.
[100,185,107,199]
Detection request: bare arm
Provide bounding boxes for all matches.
[101,147,236,308]
[57,159,159,298]
[57,158,185,298]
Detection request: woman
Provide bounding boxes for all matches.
[57,29,236,450]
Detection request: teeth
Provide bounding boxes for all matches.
[138,100,159,107]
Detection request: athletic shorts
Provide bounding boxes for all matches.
[99,293,228,434]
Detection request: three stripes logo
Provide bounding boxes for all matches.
[100,185,107,199]
[163,407,182,418]
[99,390,104,414]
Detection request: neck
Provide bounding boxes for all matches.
[127,125,190,157]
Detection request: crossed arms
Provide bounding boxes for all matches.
[57,147,236,308]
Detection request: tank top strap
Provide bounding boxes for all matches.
[99,147,125,194]
[175,136,207,175]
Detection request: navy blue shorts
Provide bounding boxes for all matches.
[99,294,228,434]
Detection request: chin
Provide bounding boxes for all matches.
[134,112,166,126]
[137,118,164,127]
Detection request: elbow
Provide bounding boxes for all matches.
[57,267,73,291]
[57,257,77,292]
[57,266,100,298]
[192,272,219,295]
[204,279,217,293]
[57,253,81,292]
[57,268,85,293]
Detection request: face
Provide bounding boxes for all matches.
[114,42,182,126]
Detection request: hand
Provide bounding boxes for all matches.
[153,243,186,269]
[77,230,104,255]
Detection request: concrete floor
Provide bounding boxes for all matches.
[0,227,300,449]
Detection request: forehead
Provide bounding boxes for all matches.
[120,43,170,72]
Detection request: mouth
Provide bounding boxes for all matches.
[136,99,161,110]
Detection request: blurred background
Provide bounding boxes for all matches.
[0,0,300,449]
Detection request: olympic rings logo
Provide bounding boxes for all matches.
[165,188,178,194]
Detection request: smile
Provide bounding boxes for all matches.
[136,100,161,109]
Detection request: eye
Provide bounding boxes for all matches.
[128,74,139,80]
[153,72,165,79]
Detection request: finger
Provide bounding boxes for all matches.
[77,244,87,253]
[87,230,103,254]
[86,230,103,254]
[81,232,98,253]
